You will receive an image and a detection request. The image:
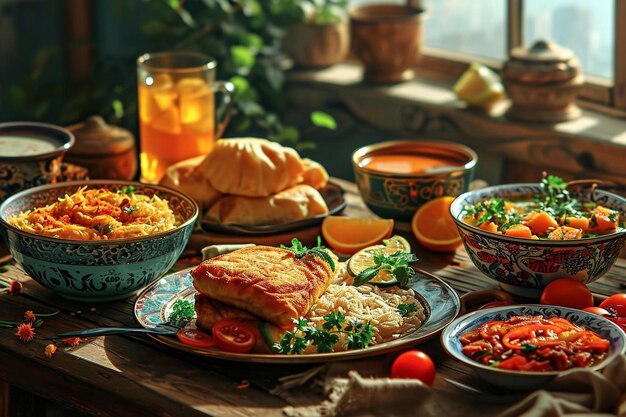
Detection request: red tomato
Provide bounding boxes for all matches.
[582,306,612,316]
[390,350,436,386]
[478,300,515,310]
[599,294,626,317]
[539,279,593,310]
[212,320,256,353]
[177,328,215,348]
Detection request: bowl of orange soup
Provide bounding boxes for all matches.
[352,140,477,221]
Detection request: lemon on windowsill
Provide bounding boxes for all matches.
[453,63,505,109]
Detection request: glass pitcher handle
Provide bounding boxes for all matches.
[214,81,235,139]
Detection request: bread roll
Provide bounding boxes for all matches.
[160,155,222,210]
[200,138,305,197]
[301,158,329,189]
[205,184,328,226]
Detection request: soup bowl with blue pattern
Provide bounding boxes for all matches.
[0,180,198,302]
[450,183,626,298]
[441,304,626,391]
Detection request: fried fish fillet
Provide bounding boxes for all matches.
[190,245,336,328]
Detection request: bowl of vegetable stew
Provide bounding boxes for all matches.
[449,177,626,297]
[441,305,626,391]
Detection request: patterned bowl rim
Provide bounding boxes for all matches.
[441,304,626,377]
[0,180,199,245]
[0,122,75,162]
[351,140,478,179]
[449,182,626,246]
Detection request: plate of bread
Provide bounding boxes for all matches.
[160,137,345,235]
[134,242,461,363]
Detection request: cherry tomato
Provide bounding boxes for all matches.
[212,320,256,353]
[582,306,612,316]
[177,328,215,348]
[478,300,515,310]
[539,279,593,310]
[599,294,626,317]
[390,350,436,386]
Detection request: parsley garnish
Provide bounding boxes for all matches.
[274,312,375,354]
[281,237,335,271]
[462,197,521,232]
[521,343,537,353]
[397,303,417,317]
[538,174,582,219]
[93,224,114,235]
[123,205,138,214]
[117,185,136,195]
[354,250,417,287]
[168,300,195,327]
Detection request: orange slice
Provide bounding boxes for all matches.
[411,196,462,253]
[321,216,394,255]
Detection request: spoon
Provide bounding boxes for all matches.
[50,324,179,339]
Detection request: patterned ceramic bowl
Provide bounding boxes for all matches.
[450,183,626,297]
[0,181,198,302]
[441,305,626,391]
[0,122,75,202]
[352,140,477,221]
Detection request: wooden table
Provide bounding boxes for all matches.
[1,178,625,417]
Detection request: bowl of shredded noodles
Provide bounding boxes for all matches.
[0,180,198,302]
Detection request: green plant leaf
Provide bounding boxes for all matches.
[231,46,256,69]
[311,111,337,129]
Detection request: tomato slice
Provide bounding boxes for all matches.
[177,328,216,348]
[212,319,256,353]
[497,356,528,370]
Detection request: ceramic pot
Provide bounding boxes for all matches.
[0,122,74,202]
[350,4,424,83]
[283,21,350,68]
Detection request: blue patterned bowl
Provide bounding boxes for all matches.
[0,122,75,202]
[0,180,198,302]
[450,183,626,298]
[441,305,626,391]
[352,140,477,221]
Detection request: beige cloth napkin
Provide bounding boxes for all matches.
[273,354,626,417]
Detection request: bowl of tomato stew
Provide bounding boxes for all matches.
[441,305,626,391]
[352,140,477,221]
[449,178,626,297]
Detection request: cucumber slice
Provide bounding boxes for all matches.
[259,321,283,353]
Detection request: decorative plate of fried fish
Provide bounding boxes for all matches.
[134,237,461,363]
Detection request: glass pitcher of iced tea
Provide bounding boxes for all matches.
[137,52,234,184]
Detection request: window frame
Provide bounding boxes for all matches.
[409,0,625,110]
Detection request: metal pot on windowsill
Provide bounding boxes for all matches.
[503,40,584,123]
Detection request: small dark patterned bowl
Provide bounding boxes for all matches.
[352,140,477,221]
[450,183,626,298]
[0,181,198,302]
[0,122,75,202]
[442,305,626,390]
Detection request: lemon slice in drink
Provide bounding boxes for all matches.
[453,63,505,108]
[347,235,412,287]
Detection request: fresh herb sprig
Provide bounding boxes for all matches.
[274,312,375,354]
[397,303,417,317]
[462,197,521,232]
[281,237,335,271]
[117,185,136,195]
[168,300,195,327]
[123,205,138,214]
[354,251,417,287]
[538,174,582,219]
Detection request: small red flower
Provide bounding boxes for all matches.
[44,344,57,359]
[16,323,35,343]
[23,310,36,322]
[8,280,23,295]
[62,337,85,347]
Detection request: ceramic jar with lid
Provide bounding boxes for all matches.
[65,116,137,180]
[502,40,584,123]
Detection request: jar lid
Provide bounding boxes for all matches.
[66,116,135,156]
[503,40,581,85]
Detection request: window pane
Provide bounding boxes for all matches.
[524,0,614,79]
[421,0,506,61]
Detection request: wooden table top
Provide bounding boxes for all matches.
[1,178,625,417]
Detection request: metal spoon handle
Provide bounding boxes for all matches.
[52,326,177,338]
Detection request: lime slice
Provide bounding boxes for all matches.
[453,63,505,108]
[347,235,412,287]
